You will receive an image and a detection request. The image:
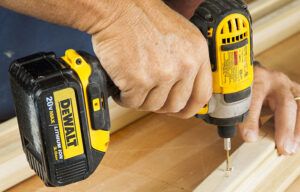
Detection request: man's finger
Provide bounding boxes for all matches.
[164,0,204,19]
[155,79,194,113]
[139,83,173,111]
[291,81,300,143]
[274,91,298,155]
[294,100,300,145]
[238,84,267,142]
[168,60,212,119]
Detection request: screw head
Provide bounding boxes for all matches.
[76,58,82,65]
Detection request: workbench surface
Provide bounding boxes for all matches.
[8,33,300,192]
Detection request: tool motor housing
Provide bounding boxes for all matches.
[9,50,111,186]
[191,0,254,137]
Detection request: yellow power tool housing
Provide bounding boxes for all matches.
[9,50,118,186]
[191,0,254,138]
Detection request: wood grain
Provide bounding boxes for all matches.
[0,101,148,191]
[194,120,277,192]
[252,0,300,55]
[194,117,300,192]
[8,32,300,192]
[248,0,294,21]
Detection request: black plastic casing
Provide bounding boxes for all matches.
[9,52,111,186]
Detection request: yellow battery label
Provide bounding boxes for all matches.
[221,45,249,87]
[53,88,84,159]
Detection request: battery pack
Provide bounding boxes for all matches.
[9,51,111,186]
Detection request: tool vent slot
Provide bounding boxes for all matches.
[220,16,249,45]
[25,149,48,184]
[55,159,88,184]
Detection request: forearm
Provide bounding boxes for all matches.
[0,0,128,34]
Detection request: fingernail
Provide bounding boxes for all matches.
[284,140,298,155]
[244,130,258,142]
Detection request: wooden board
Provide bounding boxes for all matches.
[8,32,300,192]
[252,0,300,55]
[0,101,148,191]
[248,0,294,21]
[287,176,300,192]
[194,118,300,192]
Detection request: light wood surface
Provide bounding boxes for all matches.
[248,0,294,21]
[8,32,300,191]
[252,0,300,55]
[0,101,148,191]
[194,117,300,192]
[287,176,300,192]
[193,119,276,192]
[3,1,299,190]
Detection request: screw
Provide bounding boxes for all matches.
[76,58,82,65]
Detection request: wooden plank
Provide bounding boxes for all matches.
[8,33,300,192]
[0,101,148,191]
[193,120,278,192]
[249,0,294,21]
[8,114,245,192]
[195,123,300,192]
[195,137,300,192]
[286,175,300,192]
[252,0,300,55]
[255,152,300,192]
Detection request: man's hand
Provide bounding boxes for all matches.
[92,0,212,118]
[238,65,300,155]
[0,0,211,118]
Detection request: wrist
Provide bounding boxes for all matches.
[71,0,133,34]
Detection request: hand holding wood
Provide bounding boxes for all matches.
[238,65,300,155]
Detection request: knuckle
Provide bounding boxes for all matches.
[158,69,174,82]
[120,90,145,109]
[274,72,291,84]
[133,74,153,89]
[123,97,142,109]
[167,102,186,113]
[180,62,197,76]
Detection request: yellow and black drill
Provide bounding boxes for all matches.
[191,0,253,171]
[9,0,253,187]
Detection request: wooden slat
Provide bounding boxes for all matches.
[249,0,294,21]
[194,118,300,192]
[8,32,300,192]
[252,0,300,55]
[0,101,148,191]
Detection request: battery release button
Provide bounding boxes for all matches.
[92,98,101,112]
[88,84,105,130]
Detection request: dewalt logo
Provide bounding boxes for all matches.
[60,99,78,147]
[54,88,84,159]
